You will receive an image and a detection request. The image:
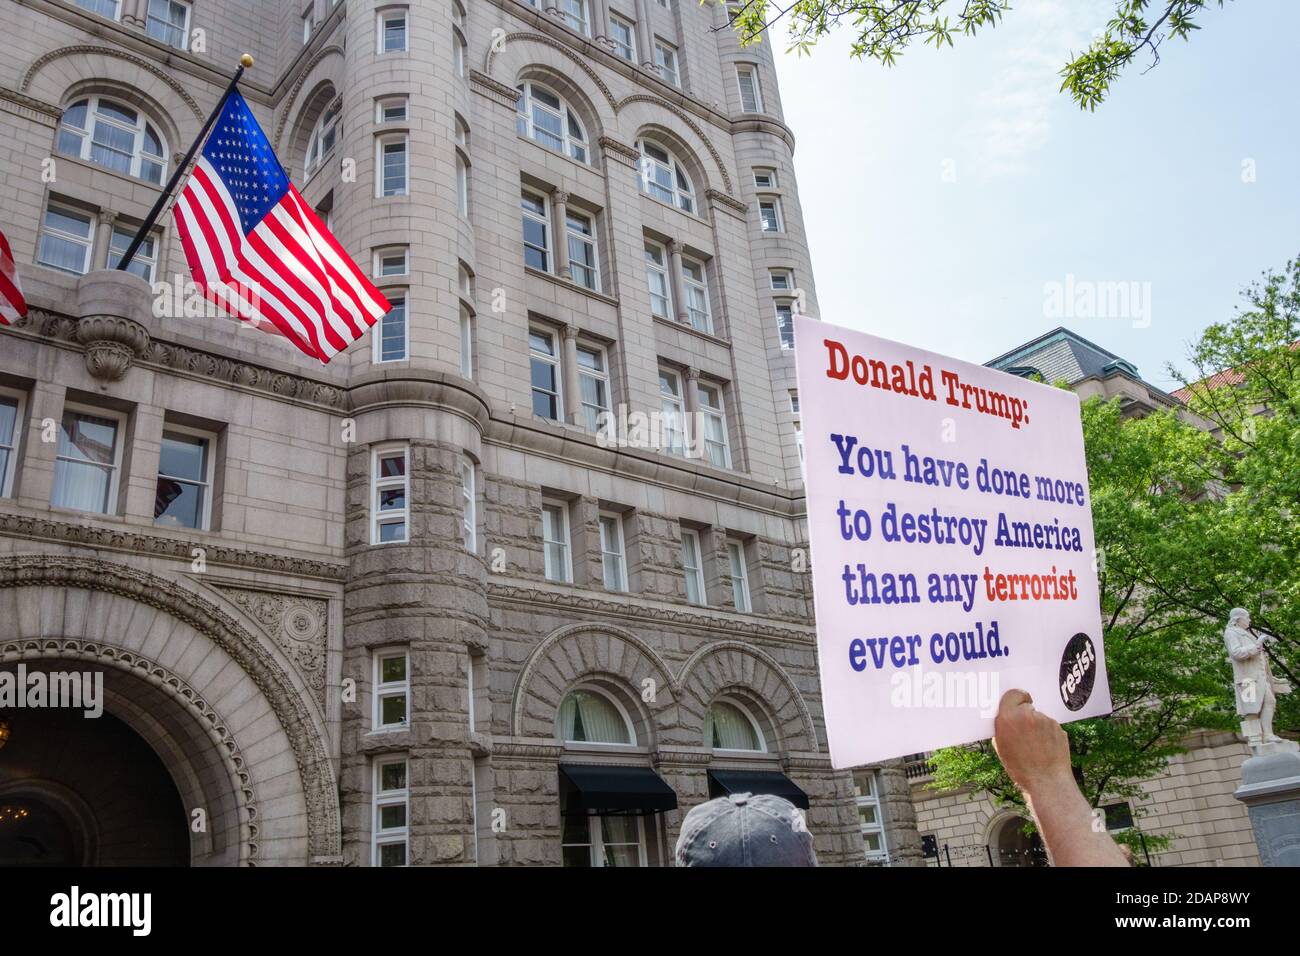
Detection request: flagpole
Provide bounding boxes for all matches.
[115,54,255,273]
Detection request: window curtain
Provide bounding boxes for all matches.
[560,691,629,744]
[706,703,760,750]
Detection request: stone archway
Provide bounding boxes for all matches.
[987,813,1048,867]
[0,555,341,865]
[676,641,820,753]
[511,623,676,741]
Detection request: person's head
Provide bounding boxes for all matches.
[1230,607,1251,628]
[674,793,817,867]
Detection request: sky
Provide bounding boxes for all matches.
[771,0,1300,390]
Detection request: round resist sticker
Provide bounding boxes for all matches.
[1058,632,1097,711]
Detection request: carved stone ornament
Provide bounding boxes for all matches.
[76,314,151,382]
[74,270,154,381]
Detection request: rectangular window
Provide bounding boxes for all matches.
[610,16,635,60]
[775,302,794,350]
[38,205,94,276]
[789,390,800,414]
[147,0,190,50]
[736,65,763,113]
[76,0,121,20]
[759,197,783,233]
[521,190,550,272]
[378,136,409,197]
[577,344,611,433]
[459,306,474,379]
[682,257,711,334]
[561,0,590,35]
[754,167,778,189]
[542,500,571,583]
[373,757,409,866]
[371,446,409,544]
[654,41,679,87]
[795,422,804,465]
[853,770,889,862]
[376,96,409,123]
[374,246,410,278]
[461,458,476,553]
[658,368,685,456]
[375,292,408,363]
[379,9,408,53]
[302,10,313,44]
[599,513,628,592]
[698,382,731,468]
[727,540,751,612]
[529,328,562,420]
[680,527,705,605]
[108,226,157,283]
[562,813,646,867]
[565,210,599,291]
[0,390,26,499]
[769,268,792,291]
[644,242,671,318]
[155,427,214,531]
[52,407,123,515]
[373,649,410,729]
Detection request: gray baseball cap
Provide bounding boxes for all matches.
[674,792,818,867]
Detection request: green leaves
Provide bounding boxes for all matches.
[724,0,1231,110]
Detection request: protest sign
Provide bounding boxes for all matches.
[794,316,1110,768]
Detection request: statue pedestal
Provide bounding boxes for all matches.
[1233,748,1300,866]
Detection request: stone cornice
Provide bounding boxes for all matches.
[492,740,565,760]
[598,135,641,167]
[470,70,522,109]
[0,85,61,126]
[3,307,348,411]
[729,115,798,153]
[486,579,815,643]
[707,189,750,217]
[0,511,348,582]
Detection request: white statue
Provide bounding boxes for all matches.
[1224,608,1295,753]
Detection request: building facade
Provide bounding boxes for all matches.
[0,0,921,866]
[904,328,1261,868]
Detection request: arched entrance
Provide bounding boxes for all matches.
[0,708,189,866]
[0,555,344,865]
[989,814,1048,867]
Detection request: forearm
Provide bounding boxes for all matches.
[1023,772,1129,867]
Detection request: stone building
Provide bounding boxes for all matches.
[903,327,1260,868]
[0,0,920,865]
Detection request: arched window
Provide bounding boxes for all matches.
[304,99,342,177]
[57,96,168,185]
[516,82,589,164]
[636,138,694,214]
[452,2,467,77]
[558,688,633,745]
[704,699,764,751]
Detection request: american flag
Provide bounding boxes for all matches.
[0,227,28,326]
[173,91,389,364]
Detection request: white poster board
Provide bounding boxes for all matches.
[794,316,1110,768]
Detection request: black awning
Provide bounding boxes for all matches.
[707,769,810,810]
[559,764,678,814]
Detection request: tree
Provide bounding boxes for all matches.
[929,398,1230,858]
[725,0,1231,110]
[1169,256,1300,728]
[926,254,1300,856]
